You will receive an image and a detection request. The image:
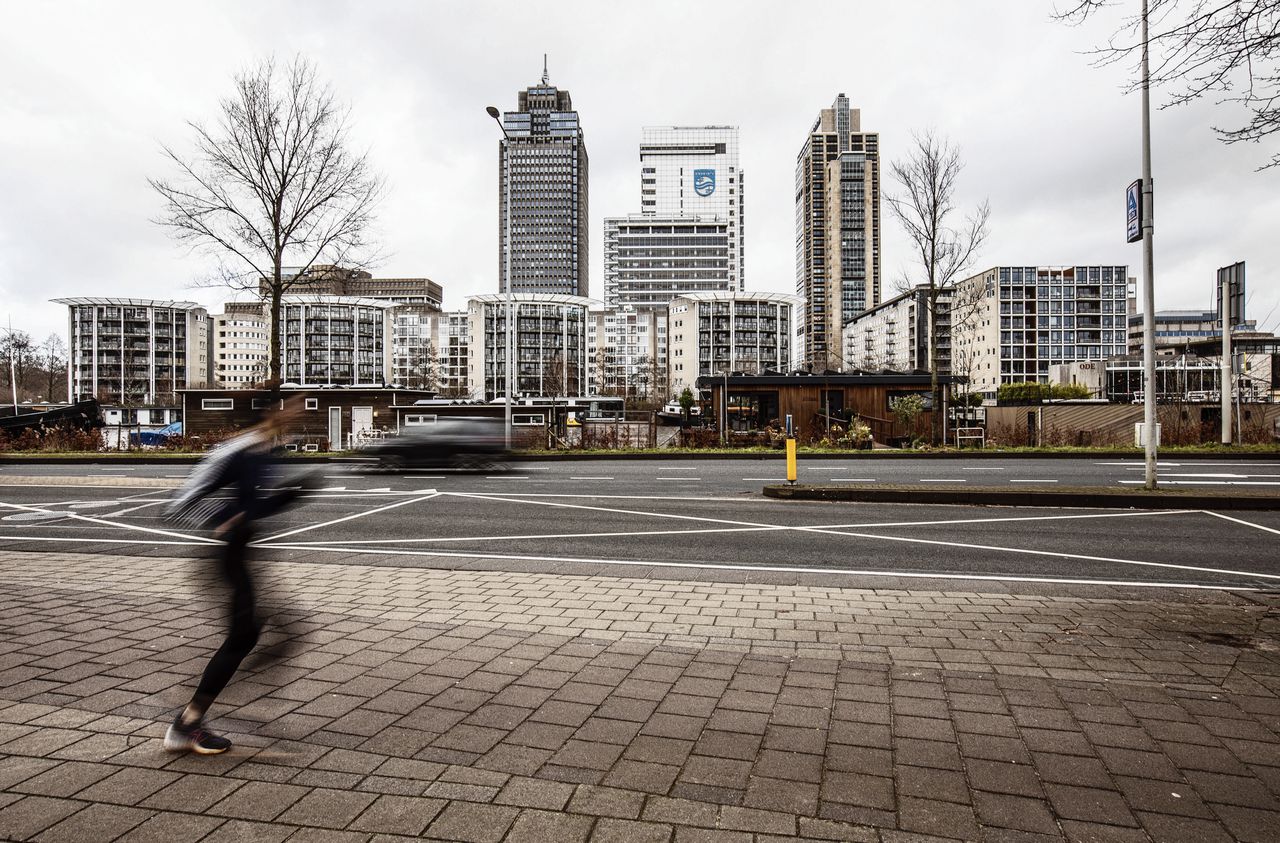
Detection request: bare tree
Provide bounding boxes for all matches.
[150,55,384,383]
[1056,0,1280,168]
[886,131,990,444]
[39,334,67,402]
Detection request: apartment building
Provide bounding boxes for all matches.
[667,291,799,397]
[390,309,470,396]
[588,307,668,400]
[795,94,881,368]
[603,215,734,310]
[467,294,593,400]
[212,310,269,387]
[842,286,955,373]
[54,297,210,404]
[952,266,1134,397]
[278,296,394,386]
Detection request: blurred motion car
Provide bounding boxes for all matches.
[358,417,510,470]
[129,421,183,447]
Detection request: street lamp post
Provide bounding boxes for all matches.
[1139,0,1159,490]
[487,106,515,450]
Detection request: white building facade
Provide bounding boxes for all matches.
[279,296,394,386]
[952,266,1134,397]
[213,310,269,387]
[588,307,668,401]
[54,297,210,404]
[467,294,593,400]
[667,291,799,397]
[603,126,744,311]
[842,286,954,374]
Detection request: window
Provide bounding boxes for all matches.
[305,398,319,410]
[251,398,280,410]
[513,413,545,426]
[202,398,234,411]
[404,414,437,425]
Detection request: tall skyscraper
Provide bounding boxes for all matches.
[497,62,589,297]
[603,126,744,310]
[795,94,881,369]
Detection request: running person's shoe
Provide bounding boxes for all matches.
[164,719,232,755]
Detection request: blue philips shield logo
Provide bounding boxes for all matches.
[693,169,716,197]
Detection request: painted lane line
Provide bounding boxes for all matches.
[919,479,965,483]
[829,478,877,482]
[1009,479,1059,483]
[445,491,788,530]
[797,525,1280,582]
[569,477,615,481]
[255,491,439,543]
[1202,510,1280,537]
[490,476,528,480]
[658,477,701,481]
[655,467,699,470]
[812,508,1192,531]
[0,500,220,545]
[319,486,347,492]
[1161,472,1280,479]
[261,542,1257,592]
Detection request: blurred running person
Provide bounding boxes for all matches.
[162,395,309,754]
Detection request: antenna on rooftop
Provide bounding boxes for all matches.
[541,54,549,86]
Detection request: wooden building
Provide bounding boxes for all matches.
[696,371,959,442]
[180,387,437,450]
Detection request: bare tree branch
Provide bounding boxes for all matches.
[885,131,990,444]
[1055,0,1280,169]
[150,55,385,383]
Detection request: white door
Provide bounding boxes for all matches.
[328,406,342,450]
[352,406,374,440]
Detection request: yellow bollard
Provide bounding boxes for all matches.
[786,438,797,484]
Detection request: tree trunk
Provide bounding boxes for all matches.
[269,260,283,386]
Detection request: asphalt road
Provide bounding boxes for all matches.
[0,456,1276,596]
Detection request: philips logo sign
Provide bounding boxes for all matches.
[693,169,716,197]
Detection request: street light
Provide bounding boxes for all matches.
[1138,0,1159,489]
[487,105,515,450]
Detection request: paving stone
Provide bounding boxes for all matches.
[973,791,1060,835]
[503,808,593,843]
[567,783,645,819]
[423,801,518,843]
[72,766,179,804]
[33,802,153,843]
[493,775,575,810]
[11,760,117,798]
[0,795,86,841]
[1045,783,1140,827]
[897,796,981,839]
[139,772,243,812]
[207,780,311,821]
[347,794,445,836]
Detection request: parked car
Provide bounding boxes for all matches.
[358,417,509,470]
[129,421,182,447]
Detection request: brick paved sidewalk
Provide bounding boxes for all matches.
[0,550,1277,842]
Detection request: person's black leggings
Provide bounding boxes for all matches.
[192,524,260,708]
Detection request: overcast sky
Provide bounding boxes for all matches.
[3,1,1278,344]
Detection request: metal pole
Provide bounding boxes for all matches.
[1140,0,1158,490]
[1220,269,1232,444]
[488,107,514,450]
[5,320,16,416]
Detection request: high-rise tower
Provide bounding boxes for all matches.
[795,94,880,369]
[497,61,589,297]
[603,126,744,310]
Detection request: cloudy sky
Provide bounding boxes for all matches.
[2,1,1277,344]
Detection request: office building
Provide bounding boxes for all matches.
[212,310,269,387]
[497,65,589,297]
[795,94,881,368]
[952,266,1134,397]
[667,291,799,397]
[1126,309,1260,355]
[467,293,592,399]
[842,286,955,373]
[279,296,394,386]
[262,266,442,310]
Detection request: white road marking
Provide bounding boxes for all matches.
[364,487,392,493]
[1160,472,1280,479]
[490,476,528,480]
[920,479,965,483]
[569,477,614,480]
[742,478,784,481]
[801,525,1280,582]
[0,500,219,544]
[268,507,1193,548]
[1010,479,1058,483]
[1119,480,1280,486]
[261,542,1257,592]
[0,535,211,547]
[1202,510,1280,536]
[255,492,439,543]
[318,487,346,492]
[829,478,877,482]
[658,477,701,481]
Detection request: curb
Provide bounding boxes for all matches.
[762,484,1280,511]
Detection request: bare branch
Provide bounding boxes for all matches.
[150,54,384,382]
